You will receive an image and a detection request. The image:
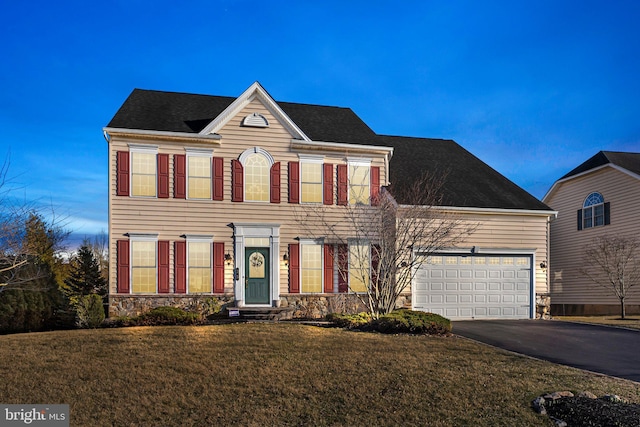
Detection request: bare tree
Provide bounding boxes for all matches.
[580,235,640,319]
[297,170,477,318]
[0,155,69,291]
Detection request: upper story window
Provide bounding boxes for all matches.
[234,147,279,203]
[301,158,323,204]
[578,192,610,230]
[131,147,157,197]
[187,150,213,200]
[349,160,371,205]
[245,152,270,201]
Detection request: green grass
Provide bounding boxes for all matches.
[1,323,639,426]
[555,315,640,330]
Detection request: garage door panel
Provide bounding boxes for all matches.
[414,253,532,320]
[488,282,501,291]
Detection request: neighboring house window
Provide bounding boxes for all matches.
[578,192,610,230]
[301,161,323,203]
[187,151,212,199]
[349,243,370,292]
[188,239,212,293]
[301,243,323,293]
[131,148,157,197]
[131,239,157,294]
[349,161,371,205]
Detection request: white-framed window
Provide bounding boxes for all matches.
[240,147,274,202]
[300,241,323,293]
[130,234,158,294]
[130,145,158,197]
[187,149,213,200]
[583,192,605,229]
[348,159,371,205]
[187,236,212,294]
[349,242,370,292]
[300,156,324,204]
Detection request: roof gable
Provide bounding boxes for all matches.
[199,82,310,141]
[543,151,640,202]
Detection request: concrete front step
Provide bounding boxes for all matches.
[230,306,294,321]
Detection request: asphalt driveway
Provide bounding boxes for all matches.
[454,320,640,382]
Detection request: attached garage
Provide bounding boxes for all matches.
[413,253,534,320]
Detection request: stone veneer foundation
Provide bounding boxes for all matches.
[109,294,412,319]
[110,293,549,319]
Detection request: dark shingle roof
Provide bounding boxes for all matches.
[107,89,378,144]
[381,136,552,210]
[561,151,640,179]
[107,88,551,211]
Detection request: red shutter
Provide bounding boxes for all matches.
[117,240,130,293]
[289,243,300,293]
[212,157,224,201]
[270,162,281,203]
[174,154,186,199]
[323,163,334,205]
[213,242,225,293]
[288,161,300,204]
[371,244,381,292]
[232,159,244,202]
[324,244,334,293]
[158,240,170,293]
[174,241,186,293]
[337,164,348,206]
[371,166,380,206]
[337,244,349,293]
[116,151,130,197]
[157,154,170,198]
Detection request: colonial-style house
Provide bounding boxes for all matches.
[104,82,555,320]
[543,151,640,315]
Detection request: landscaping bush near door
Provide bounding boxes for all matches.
[327,309,451,335]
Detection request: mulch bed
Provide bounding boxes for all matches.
[545,397,640,426]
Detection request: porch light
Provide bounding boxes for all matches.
[539,261,547,269]
[225,252,233,265]
[283,253,289,266]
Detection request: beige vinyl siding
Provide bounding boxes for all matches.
[108,98,387,295]
[425,211,551,295]
[545,167,640,306]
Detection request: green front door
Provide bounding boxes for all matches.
[245,248,270,304]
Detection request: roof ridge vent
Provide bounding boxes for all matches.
[242,112,269,128]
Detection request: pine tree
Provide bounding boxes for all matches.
[64,244,108,300]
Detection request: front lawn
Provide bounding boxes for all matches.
[1,323,638,426]
[555,316,640,330]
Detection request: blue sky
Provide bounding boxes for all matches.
[2,0,639,244]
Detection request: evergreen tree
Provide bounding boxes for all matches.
[64,243,108,300]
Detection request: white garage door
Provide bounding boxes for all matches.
[413,254,533,320]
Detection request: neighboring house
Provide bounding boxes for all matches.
[543,151,640,316]
[104,82,555,320]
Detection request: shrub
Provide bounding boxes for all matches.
[328,309,451,335]
[133,306,202,326]
[326,312,372,329]
[75,294,105,328]
[372,309,451,335]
